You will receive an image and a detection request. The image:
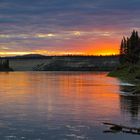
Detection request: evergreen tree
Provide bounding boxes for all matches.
[0,59,10,70]
[119,30,140,65]
[119,39,124,64]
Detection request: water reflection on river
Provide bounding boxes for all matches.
[0,72,140,140]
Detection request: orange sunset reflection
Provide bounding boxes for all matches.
[0,72,121,120]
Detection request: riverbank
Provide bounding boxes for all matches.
[0,67,13,72]
[4,55,119,71]
[108,64,140,94]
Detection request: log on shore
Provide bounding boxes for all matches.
[103,122,140,134]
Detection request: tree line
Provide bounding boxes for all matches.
[120,30,140,65]
[0,59,10,70]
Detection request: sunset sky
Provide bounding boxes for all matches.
[0,0,140,56]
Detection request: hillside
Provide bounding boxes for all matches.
[2,55,119,71]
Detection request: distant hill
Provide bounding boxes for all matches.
[16,54,46,58]
[3,54,48,59]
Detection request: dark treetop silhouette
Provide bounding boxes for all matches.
[0,59,13,71]
[120,30,140,65]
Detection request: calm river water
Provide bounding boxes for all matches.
[0,72,140,140]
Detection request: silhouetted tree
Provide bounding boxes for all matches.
[120,38,125,64]
[0,59,11,71]
[119,30,140,64]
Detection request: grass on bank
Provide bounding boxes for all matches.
[108,64,140,93]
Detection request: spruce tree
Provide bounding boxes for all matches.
[119,30,140,65]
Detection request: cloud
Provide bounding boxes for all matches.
[0,0,140,55]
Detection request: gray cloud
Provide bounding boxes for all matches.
[0,0,140,54]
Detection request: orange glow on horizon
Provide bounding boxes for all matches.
[0,39,120,56]
[0,51,119,57]
[82,39,120,56]
[0,47,119,57]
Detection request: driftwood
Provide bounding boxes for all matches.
[103,122,140,135]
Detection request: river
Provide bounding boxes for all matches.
[0,72,140,140]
